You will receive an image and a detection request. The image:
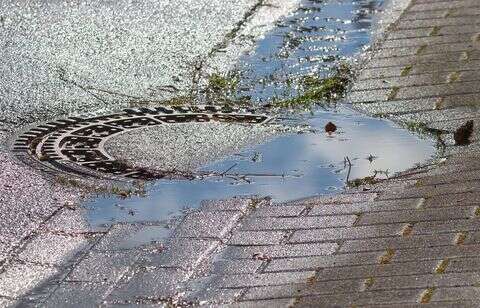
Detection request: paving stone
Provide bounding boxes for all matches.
[17,232,97,266]
[211,259,264,274]
[463,231,480,244]
[296,289,422,307]
[349,88,391,103]
[424,192,480,207]
[242,280,362,300]
[416,170,480,186]
[228,298,295,308]
[107,267,188,302]
[355,99,436,115]
[199,198,251,213]
[44,282,112,307]
[366,302,478,308]
[443,153,480,166]
[383,35,471,48]
[431,286,480,302]
[93,224,144,251]
[404,7,480,20]
[394,81,480,101]
[289,224,405,243]
[140,238,219,270]
[360,57,480,81]
[239,215,357,231]
[393,244,480,262]
[377,180,480,200]
[339,233,457,253]
[353,80,480,104]
[436,25,480,38]
[356,78,480,102]
[0,261,58,298]
[410,1,480,12]
[250,205,306,217]
[400,10,449,21]
[372,45,429,58]
[212,271,316,288]
[41,207,108,234]
[416,163,480,181]
[67,251,140,283]
[370,272,480,291]
[12,278,59,306]
[307,199,417,215]
[228,231,286,246]
[286,193,376,206]
[413,218,480,234]
[0,297,14,307]
[397,16,480,29]
[265,251,382,272]
[103,225,171,250]
[221,242,338,260]
[314,259,439,281]
[387,27,433,40]
[353,72,454,90]
[443,256,480,273]
[356,207,475,225]
[185,287,243,305]
[173,210,242,239]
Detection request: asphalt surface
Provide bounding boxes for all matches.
[0,0,297,132]
[105,122,282,172]
[0,0,299,304]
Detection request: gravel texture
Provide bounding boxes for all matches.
[0,0,300,302]
[0,0,295,130]
[105,122,283,172]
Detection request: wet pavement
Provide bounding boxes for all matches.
[88,107,435,226]
[79,1,436,229]
[0,0,299,304]
[0,0,273,128]
[1,0,480,307]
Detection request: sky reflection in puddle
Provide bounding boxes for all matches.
[87,107,435,226]
[86,0,437,226]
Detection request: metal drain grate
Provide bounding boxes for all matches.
[12,105,272,180]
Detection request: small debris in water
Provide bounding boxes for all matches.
[325,121,337,134]
[366,154,377,163]
[252,152,263,162]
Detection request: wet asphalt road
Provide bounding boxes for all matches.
[0,0,292,131]
[0,0,299,301]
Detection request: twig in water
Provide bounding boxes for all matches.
[344,156,352,183]
[221,163,238,176]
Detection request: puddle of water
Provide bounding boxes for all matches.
[236,0,381,101]
[115,225,171,250]
[86,0,437,226]
[87,107,435,226]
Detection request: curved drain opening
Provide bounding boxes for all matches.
[12,105,272,181]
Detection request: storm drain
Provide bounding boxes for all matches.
[12,105,272,180]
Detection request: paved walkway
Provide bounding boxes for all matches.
[2,0,480,306]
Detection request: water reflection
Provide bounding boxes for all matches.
[236,0,380,102]
[86,0,436,226]
[87,107,435,226]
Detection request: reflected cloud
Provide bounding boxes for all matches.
[87,108,435,226]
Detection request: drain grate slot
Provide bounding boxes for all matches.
[12,105,271,180]
[106,117,161,129]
